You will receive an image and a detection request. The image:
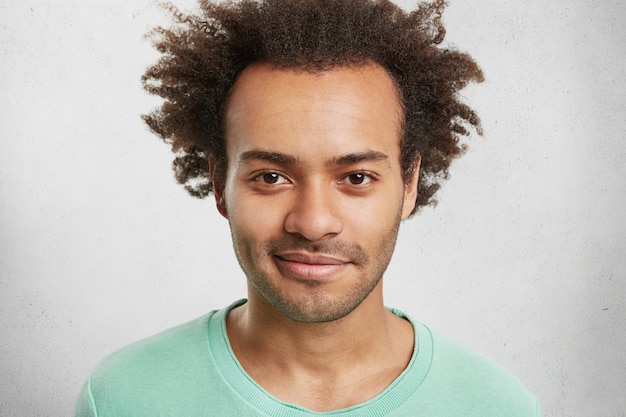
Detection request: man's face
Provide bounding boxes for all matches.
[217,62,418,323]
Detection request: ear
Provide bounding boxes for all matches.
[209,158,228,219]
[401,155,421,219]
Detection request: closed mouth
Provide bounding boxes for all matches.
[274,252,348,265]
[273,252,350,281]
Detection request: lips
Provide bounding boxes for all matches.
[273,252,349,281]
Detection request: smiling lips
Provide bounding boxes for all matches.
[273,252,350,281]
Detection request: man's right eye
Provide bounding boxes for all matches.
[253,172,288,185]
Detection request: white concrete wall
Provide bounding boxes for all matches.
[1,1,624,416]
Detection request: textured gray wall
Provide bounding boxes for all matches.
[1,0,624,416]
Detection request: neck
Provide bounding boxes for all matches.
[225,281,414,411]
[232,284,391,366]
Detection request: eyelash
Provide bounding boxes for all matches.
[341,172,374,186]
[253,172,289,185]
[250,170,376,187]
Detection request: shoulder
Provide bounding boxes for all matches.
[82,312,221,416]
[75,301,264,417]
[91,312,214,385]
[416,326,540,416]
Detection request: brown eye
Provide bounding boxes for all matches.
[349,173,365,184]
[253,172,288,185]
[263,173,280,184]
[347,173,372,185]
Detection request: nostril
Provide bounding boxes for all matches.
[283,194,343,241]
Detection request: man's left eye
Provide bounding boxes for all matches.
[345,173,372,185]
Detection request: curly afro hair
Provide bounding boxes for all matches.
[142,0,483,215]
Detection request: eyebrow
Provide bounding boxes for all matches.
[237,149,389,167]
[238,150,297,165]
[331,151,389,166]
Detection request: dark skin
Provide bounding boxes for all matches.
[143,0,483,215]
[142,0,483,411]
[226,288,413,410]
[212,62,418,411]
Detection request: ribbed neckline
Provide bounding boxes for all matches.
[207,299,433,416]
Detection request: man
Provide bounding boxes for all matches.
[75,0,541,415]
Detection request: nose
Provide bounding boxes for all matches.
[284,183,343,241]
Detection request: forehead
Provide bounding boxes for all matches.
[223,62,404,162]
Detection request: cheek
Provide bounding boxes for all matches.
[345,195,401,235]
[227,191,287,238]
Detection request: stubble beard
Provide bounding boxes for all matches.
[230,212,402,323]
